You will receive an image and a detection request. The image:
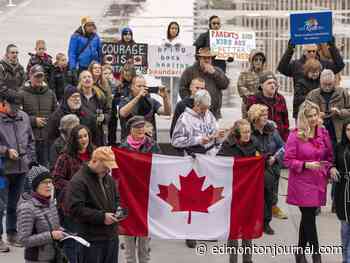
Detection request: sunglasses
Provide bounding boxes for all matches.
[307,50,317,53]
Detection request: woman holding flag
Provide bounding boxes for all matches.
[218,118,260,263]
[119,115,160,263]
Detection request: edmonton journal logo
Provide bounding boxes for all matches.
[300,18,324,32]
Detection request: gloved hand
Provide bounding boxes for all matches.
[327,36,335,46]
[28,161,39,170]
[227,57,234,63]
[288,39,295,49]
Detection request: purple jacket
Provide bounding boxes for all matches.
[283,127,333,207]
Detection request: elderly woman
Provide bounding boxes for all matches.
[247,104,285,234]
[218,119,260,263]
[49,114,80,170]
[284,101,333,263]
[119,115,160,263]
[17,167,64,263]
[293,58,321,121]
[171,89,225,156]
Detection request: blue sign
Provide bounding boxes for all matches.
[290,11,332,45]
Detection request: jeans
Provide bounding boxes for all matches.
[160,76,180,111]
[63,238,79,263]
[36,140,50,168]
[341,221,350,263]
[78,238,119,263]
[124,236,150,263]
[272,166,281,206]
[0,173,25,236]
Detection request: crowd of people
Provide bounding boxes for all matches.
[0,13,349,263]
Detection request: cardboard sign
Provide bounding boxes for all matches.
[102,42,148,74]
[290,11,332,45]
[210,30,256,61]
[148,45,195,77]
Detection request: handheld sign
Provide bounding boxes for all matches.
[148,45,195,77]
[290,11,332,45]
[102,42,148,74]
[210,30,256,61]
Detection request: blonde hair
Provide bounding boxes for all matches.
[297,100,321,140]
[247,104,268,123]
[78,70,105,100]
[35,40,46,48]
[144,121,154,137]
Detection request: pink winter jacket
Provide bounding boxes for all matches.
[283,127,333,207]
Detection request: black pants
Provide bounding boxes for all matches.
[298,207,319,253]
[78,238,119,263]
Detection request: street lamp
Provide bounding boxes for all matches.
[7,0,16,7]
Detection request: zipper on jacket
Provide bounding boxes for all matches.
[13,121,22,172]
[38,93,42,140]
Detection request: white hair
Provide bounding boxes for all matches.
[320,69,335,82]
[193,89,211,107]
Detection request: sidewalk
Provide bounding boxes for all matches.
[0,0,112,65]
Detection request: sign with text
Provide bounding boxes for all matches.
[147,45,195,77]
[102,42,148,74]
[209,30,256,61]
[290,11,332,45]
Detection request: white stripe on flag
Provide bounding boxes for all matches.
[148,153,234,240]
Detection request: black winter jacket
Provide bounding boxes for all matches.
[65,164,119,241]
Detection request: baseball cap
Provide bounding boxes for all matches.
[30,65,45,77]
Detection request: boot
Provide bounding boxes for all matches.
[312,254,321,263]
[0,237,10,253]
[185,239,196,248]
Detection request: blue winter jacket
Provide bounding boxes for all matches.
[68,27,102,71]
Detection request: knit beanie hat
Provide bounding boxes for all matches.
[63,85,80,101]
[121,27,133,36]
[27,165,51,191]
[259,71,277,85]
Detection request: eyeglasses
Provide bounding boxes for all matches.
[70,95,81,100]
[40,179,53,185]
[253,57,264,62]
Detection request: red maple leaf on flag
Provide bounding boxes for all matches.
[157,169,224,224]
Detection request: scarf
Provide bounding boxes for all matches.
[32,192,51,206]
[127,135,146,151]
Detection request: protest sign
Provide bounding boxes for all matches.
[148,45,195,77]
[102,42,148,74]
[209,30,256,61]
[290,11,332,45]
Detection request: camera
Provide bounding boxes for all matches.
[147,86,159,94]
[104,54,114,64]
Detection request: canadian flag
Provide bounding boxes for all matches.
[112,148,264,240]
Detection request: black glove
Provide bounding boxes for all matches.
[227,57,234,63]
[288,39,295,49]
[28,161,39,170]
[327,36,335,46]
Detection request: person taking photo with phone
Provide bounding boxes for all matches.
[119,75,171,141]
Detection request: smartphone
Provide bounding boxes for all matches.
[147,86,159,94]
[114,207,128,221]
